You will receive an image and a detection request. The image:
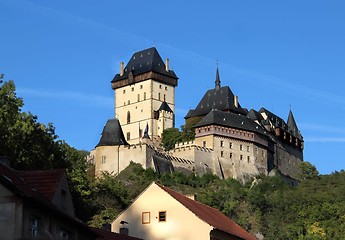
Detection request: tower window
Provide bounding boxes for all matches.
[140,85,143,89]
[127,132,131,140]
[220,141,223,147]
[164,94,166,101]
[165,86,167,91]
[240,155,243,160]
[203,141,206,148]
[229,143,233,149]
[221,151,224,157]
[144,92,146,100]
[123,89,126,94]
[247,156,250,163]
[230,153,233,159]
[127,111,131,123]
[137,94,140,102]
[247,146,250,152]
[240,145,243,151]
[131,87,134,91]
[158,93,161,100]
[159,85,162,89]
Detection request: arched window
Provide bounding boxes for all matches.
[127,111,131,123]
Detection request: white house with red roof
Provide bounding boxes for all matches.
[112,182,256,240]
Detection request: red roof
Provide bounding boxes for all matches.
[18,169,65,200]
[157,183,256,240]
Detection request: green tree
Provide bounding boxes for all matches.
[161,128,181,150]
[299,161,319,180]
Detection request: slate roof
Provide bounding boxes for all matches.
[194,109,267,136]
[18,169,65,201]
[259,107,288,130]
[111,47,178,82]
[96,119,129,147]
[185,86,246,119]
[158,101,173,113]
[157,183,256,240]
[247,109,265,123]
[287,110,300,136]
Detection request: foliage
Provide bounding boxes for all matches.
[162,128,181,151]
[299,161,319,180]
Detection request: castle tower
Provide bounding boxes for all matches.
[111,47,178,144]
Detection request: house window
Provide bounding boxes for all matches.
[102,156,106,164]
[159,211,166,222]
[127,132,130,140]
[142,212,150,224]
[240,145,243,151]
[203,141,206,148]
[220,151,224,157]
[31,216,39,237]
[247,146,250,152]
[127,111,131,124]
[220,141,223,147]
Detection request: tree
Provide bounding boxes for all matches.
[299,161,319,180]
[162,128,181,150]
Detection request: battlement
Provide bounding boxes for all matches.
[173,140,213,153]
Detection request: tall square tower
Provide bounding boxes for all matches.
[111,47,178,144]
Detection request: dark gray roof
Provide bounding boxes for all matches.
[185,86,246,119]
[158,101,173,113]
[287,110,301,138]
[259,107,288,130]
[194,109,267,136]
[247,109,264,123]
[96,119,129,147]
[111,47,177,82]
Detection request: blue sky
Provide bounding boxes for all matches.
[1,0,345,174]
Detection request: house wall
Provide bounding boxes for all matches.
[112,183,213,240]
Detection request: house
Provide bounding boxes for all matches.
[0,161,139,240]
[112,182,256,240]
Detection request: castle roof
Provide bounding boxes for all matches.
[246,109,264,123]
[96,119,129,147]
[259,107,287,130]
[185,86,246,119]
[158,101,173,113]
[194,109,267,136]
[111,47,178,83]
[287,110,299,135]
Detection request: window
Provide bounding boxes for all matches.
[123,89,126,94]
[61,189,67,209]
[203,141,206,148]
[142,212,150,224]
[240,155,243,160]
[31,216,39,237]
[165,86,167,90]
[131,87,134,91]
[221,151,224,157]
[127,132,130,140]
[144,92,146,100]
[164,94,166,101]
[230,153,233,159]
[229,143,233,149]
[158,93,161,100]
[247,146,250,152]
[247,156,250,163]
[159,85,162,89]
[159,211,166,222]
[127,111,131,123]
[140,85,143,89]
[102,156,106,164]
[127,100,130,105]
[220,141,223,147]
[137,94,140,102]
[240,145,243,151]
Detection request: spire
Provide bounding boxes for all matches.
[215,62,221,90]
[287,110,299,136]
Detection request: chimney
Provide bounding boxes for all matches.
[234,96,238,108]
[119,221,129,235]
[165,58,169,71]
[120,62,124,76]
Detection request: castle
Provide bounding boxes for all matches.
[88,47,304,184]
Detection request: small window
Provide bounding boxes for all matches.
[240,155,243,160]
[31,216,39,237]
[159,85,162,89]
[158,93,161,100]
[220,151,224,157]
[144,92,146,100]
[123,89,126,94]
[247,146,250,152]
[164,94,166,101]
[127,111,131,124]
[137,94,140,102]
[165,86,168,91]
[220,141,223,147]
[203,141,206,148]
[142,212,150,224]
[127,132,130,140]
[102,156,106,164]
[140,85,143,89]
[159,211,166,222]
[240,145,243,151]
[230,153,233,159]
[131,87,134,91]
[247,156,250,163]
[229,143,232,149]
[128,100,130,105]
